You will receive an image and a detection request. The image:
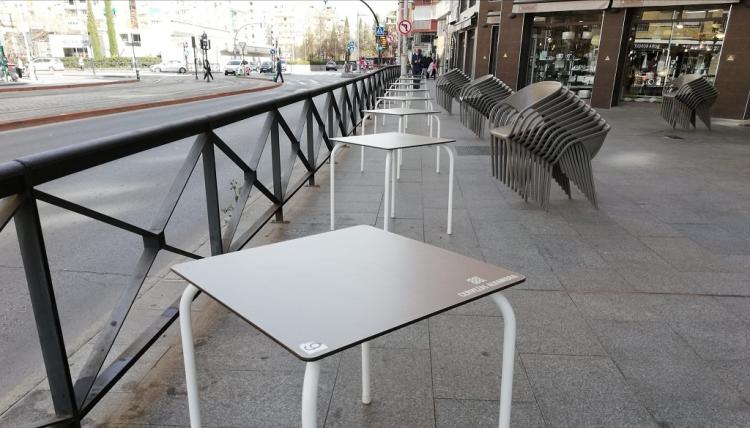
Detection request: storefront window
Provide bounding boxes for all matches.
[620,6,729,102]
[526,11,604,99]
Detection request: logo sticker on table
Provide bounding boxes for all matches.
[300,341,329,355]
[457,274,520,297]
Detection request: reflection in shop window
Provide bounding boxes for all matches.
[526,12,603,100]
[620,6,728,103]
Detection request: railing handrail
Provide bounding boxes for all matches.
[0,67,396,195]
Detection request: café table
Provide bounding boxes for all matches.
[328,132,455,234]
[360,107,445,176]
[175,225,524,428]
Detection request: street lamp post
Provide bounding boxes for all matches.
[232,22,263,60]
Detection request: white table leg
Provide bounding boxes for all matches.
[329,143,345,231]
[383,150,392,232]
[490,293,516,428]
[445,145,455,235]
[302,361,321,428]
[361,342,372,404]
[434,115,442,174]
[179,284,202,428]
[390,150,397,218]
[397,149,402,180]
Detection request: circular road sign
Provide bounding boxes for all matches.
[387,34,395,44]
[398,19,412,35]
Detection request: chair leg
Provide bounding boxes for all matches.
[302,361,321,428]
[445,145,455,235]
[330,143,345,231]
[490,293,516,428]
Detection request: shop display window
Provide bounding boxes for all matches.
[620,6,729,102]
[526,12,604,99]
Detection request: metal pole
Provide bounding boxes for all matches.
[401,0,408,76]
[192,41,198,80]
[130,36,140,81]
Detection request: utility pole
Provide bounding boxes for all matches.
[191,36,198,80]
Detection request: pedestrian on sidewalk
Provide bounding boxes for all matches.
[78,56,84,71]
[429,59,437,80]
[411,48,423,88]
[16,59,23,79]
[274,56,284,83]
[203,59,214,81]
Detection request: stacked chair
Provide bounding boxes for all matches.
[458,75,514,137]
[488,81,610,210]
[436,69,471,114]
[660,74,718,130]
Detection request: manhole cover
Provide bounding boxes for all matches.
[664,134,684,140]
[455,146,491,156]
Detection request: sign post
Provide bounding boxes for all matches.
[191,36,198,80]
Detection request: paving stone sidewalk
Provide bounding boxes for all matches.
[20,82,750,427]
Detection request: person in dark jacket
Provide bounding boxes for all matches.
[274,56,284,83]
[411,48,423,88]
[203,59,214,81]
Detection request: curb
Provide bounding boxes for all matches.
[0,79,138,93]
[0,81,282,132]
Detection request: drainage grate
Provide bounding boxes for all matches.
[455,146,491,156]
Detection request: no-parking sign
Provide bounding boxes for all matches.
[398,19,412,35]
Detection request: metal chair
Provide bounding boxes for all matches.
[436,69,470,114]
[661,74,718,130]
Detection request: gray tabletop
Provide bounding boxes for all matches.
[378,95,434,101]
[329,132,455,150]
[171,226,524,361]
[362,107,440,116]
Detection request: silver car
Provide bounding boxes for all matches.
[150,60,188,73]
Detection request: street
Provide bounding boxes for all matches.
[0,71,346,413]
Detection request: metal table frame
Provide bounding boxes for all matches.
[176,226,523,428]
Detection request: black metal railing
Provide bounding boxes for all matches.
[0,65,399,427]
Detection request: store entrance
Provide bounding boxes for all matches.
[620,7,728,102]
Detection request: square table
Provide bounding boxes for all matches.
[328,132,456,234]
[361,107,446,176]
[376,95,434,112]
[175,225,524,428]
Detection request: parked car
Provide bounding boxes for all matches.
[224,59,248,75]
[280,61,287,72]
[31,57,65,72]
[325,60,337,71]
[150,60,188,73]
[259,61,274,73]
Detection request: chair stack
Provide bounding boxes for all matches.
[459,75,514,138]
[488,81,610,210]
[661,74,718,130]
[436,69,470,114]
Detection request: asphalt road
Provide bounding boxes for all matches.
[0,71,347,413]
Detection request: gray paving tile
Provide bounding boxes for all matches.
[113,367,335,427]
[502,290,606,356]
[671,223,750,255]
[640,237,738,273]
[569,292,664,322]
[588,319,700,364]
[435,399,545,428]
[689,271,750,296]
[532,235,607,269]
[522,354,656,427]
[715,296,750,324]
[553,267,633,292]
[614,264,706,294]
[429,315,535,402]
[324,348,434,428]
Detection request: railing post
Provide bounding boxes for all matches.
[306,104,316,187]
[341,86,349,135]
[270,111,284,222]
[201,134,224,255]
[14,193,80,426]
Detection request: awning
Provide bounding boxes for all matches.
[611,0,738,7]
[449,13,477,32]
[512,0,610,13]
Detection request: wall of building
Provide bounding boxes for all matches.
[713,0,750,119]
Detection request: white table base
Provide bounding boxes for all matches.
[179,285,517,428]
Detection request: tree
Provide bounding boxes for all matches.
[343,17,351,61]
[104,0,118,57]
[86,0,103,59]
[357,17,376,58]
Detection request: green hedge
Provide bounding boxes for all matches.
[61,56,162,69]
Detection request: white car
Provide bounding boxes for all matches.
[32,57,65,72]
[150,60,188,73]
[224,59,248,75]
